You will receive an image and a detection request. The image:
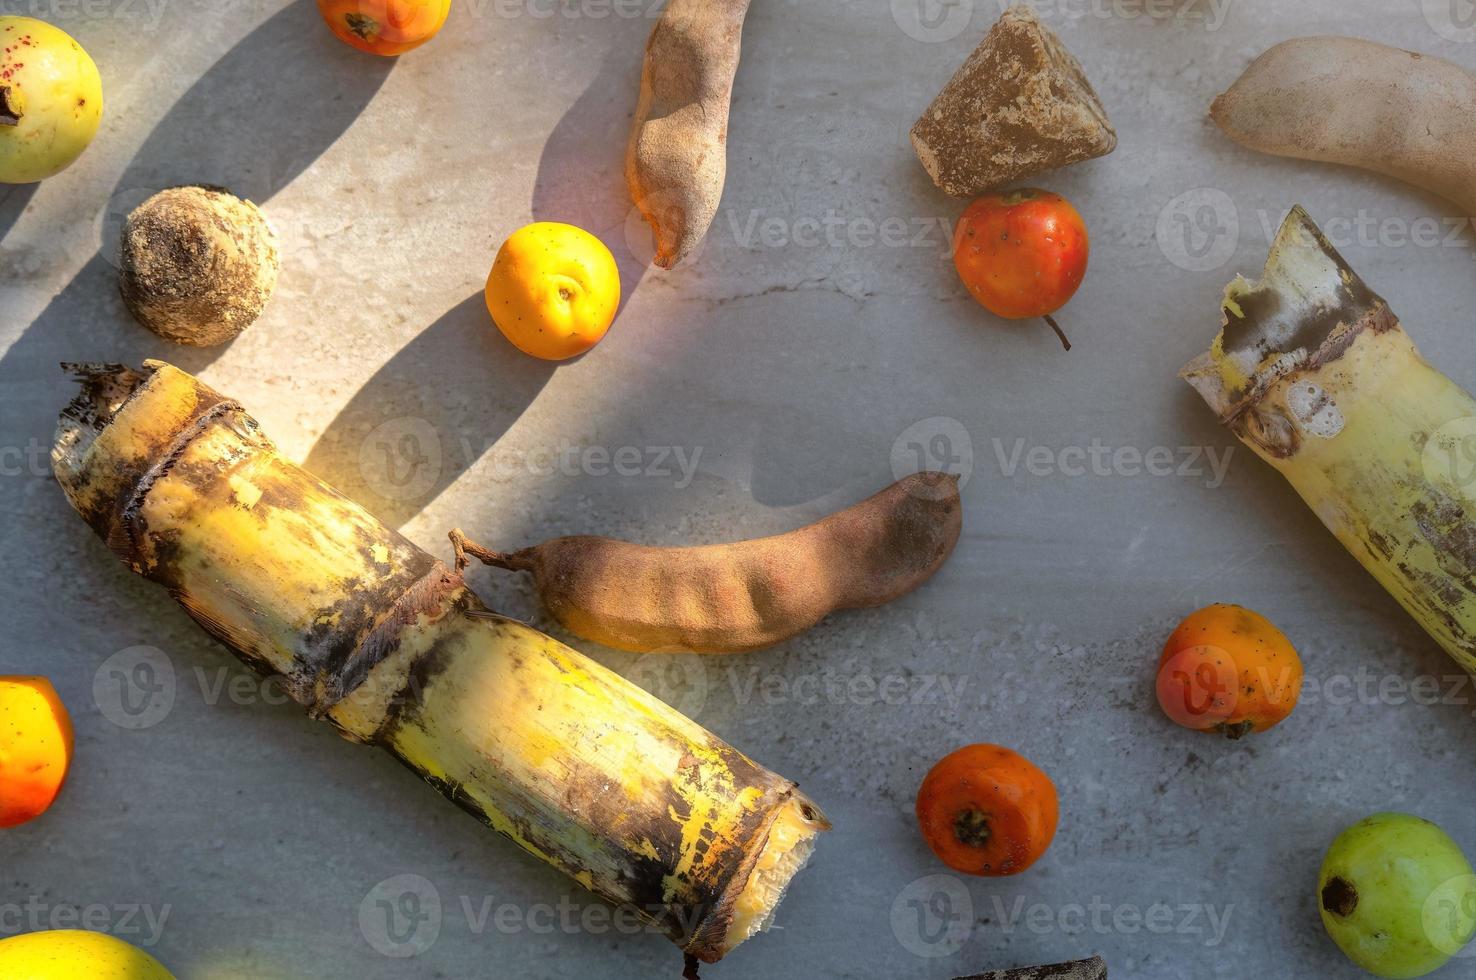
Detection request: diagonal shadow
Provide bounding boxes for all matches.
[300,40,650,531]
[302,293,556,528]
[531,43,652,303]
[2,0,393,454]
[0,182,38,244]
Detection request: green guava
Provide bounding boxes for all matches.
[1319,812,1476,978]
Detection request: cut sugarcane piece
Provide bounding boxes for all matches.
[1182,207,1476,673]
[51,361,828,965]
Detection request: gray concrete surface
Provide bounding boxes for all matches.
[4,1,1476,977]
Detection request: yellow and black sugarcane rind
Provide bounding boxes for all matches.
[53,361,828,963]
[1183,207,1476,673]
[55,361,450,715]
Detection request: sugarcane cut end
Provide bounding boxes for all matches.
[53,360,249,565]
[706,793,829,960]
[1180,205,1396,451]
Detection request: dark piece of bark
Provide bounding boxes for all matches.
[954,954,1108,980]
[911,6,1116,197]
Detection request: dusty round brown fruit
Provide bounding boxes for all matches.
[452,472,963,654]
[118,185,279,347]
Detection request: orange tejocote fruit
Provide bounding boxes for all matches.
[485,222,621,361]
[1156,603,1303,739]
[316,0,451,56]
[915,743,1059,877]
[0,676,74,828]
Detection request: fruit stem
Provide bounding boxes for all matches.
[0,85,20,127]
[448,528,536,573]
[1043,315,1072,351]
[1217,720,1255,740]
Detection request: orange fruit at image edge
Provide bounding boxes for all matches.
[1155,603,1303,739]
[317,0,451,56]
[915,743,1059,877]
[0,676,74,828]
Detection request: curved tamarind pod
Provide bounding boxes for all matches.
[452,472,962,654]
[1211,37,1476,215]
[52,361,827,965]
[626,0,753,269]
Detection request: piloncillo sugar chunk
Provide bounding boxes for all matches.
[911,6,1116,197]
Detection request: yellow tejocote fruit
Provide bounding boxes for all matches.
[485,221,621,360]
[0,930,175,979]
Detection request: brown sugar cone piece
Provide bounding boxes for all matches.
[911,6,1116,197]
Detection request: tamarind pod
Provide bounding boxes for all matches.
[626,0,753,269]
[452,472,962,654]
[1211,37,1476,215]
[51,361,828,964]
[1182,207,1476,674]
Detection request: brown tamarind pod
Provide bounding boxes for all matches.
[452,472,962,654]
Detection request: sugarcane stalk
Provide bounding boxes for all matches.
[51,361,828,964]
[1182,206,1476,673]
